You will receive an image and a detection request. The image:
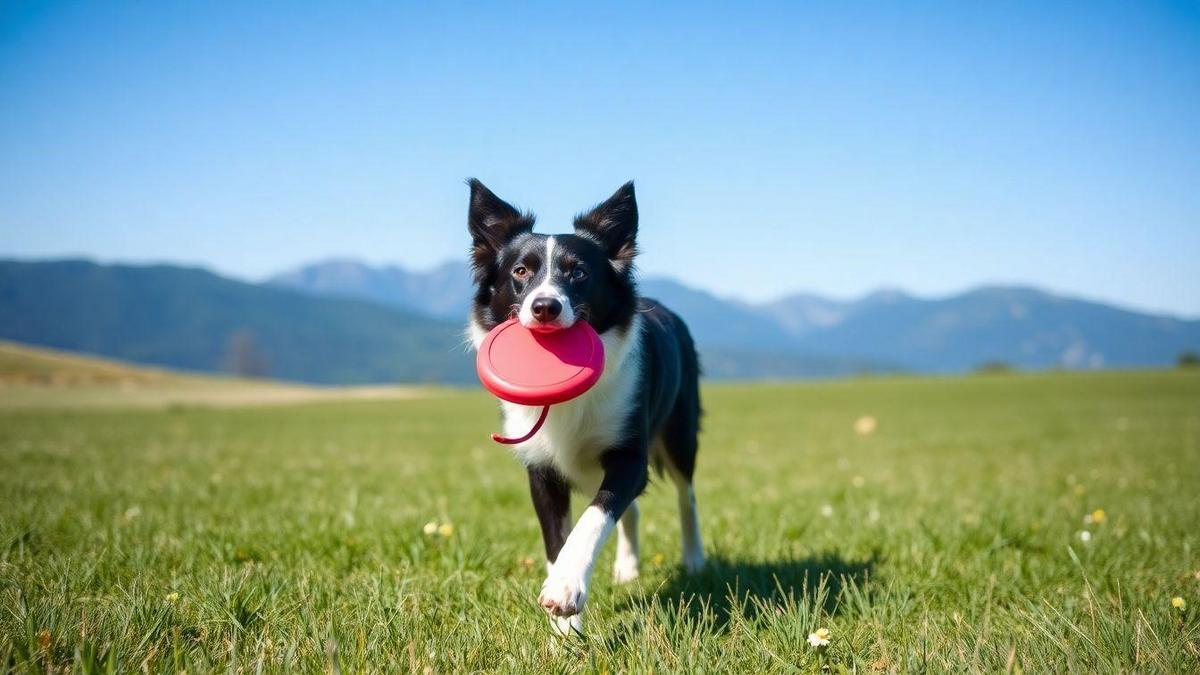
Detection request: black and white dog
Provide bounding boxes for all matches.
[466,179,705,635]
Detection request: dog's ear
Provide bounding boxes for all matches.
[574,181,638,274]
[467,179,534,281]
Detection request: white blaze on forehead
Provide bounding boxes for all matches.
[518,236,576,328]
[542,236,555,277]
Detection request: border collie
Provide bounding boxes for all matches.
[466,179,705,636]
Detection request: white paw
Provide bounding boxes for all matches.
[683,548,706,574]
[549,613,584,637]
[539,574,587,617]
[612,553,640,583]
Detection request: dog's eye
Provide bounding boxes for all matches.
[512,265,530,281]
[570,266,588,281]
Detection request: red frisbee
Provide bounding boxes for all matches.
[477,318,604,406]
[476,318,605,443]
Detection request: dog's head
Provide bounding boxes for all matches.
[467,179,639,337]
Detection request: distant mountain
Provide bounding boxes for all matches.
[272,258,1200,374]
[637,278,799,351]
[4,258,1195,385]
[759,292,851,336]
[777,285,1200,372]
[268,259,473,320]
[0,260,473,384]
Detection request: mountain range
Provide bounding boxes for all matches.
[270,259,1200,373]
[0,257,1196,385]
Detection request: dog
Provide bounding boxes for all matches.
[466,179,705,636]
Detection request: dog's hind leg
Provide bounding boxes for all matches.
[660,390,705,574]
[658,323,705,574]
[612,499,640,583]
[667,464,705,574]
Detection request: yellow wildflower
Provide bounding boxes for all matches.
[1171,596,1186,611]
[422,521,438,535]
[165,592,180,604]
[438,523,454,537]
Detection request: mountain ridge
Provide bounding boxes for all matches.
[270,258,1200,323]
[269,258,1200,373]
[2,257,1196,384]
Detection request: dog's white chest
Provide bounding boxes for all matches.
[494,318,643,493]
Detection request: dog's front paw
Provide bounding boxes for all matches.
[539,574,587,617]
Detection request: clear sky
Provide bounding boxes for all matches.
[2,1,1198,315]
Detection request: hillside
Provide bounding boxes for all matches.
[0,260,474,384]
[0,339,172,385]
[0,340,432,409]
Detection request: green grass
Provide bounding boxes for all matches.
[2,371,1199,672]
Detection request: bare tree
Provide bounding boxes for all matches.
[223,329,271,378]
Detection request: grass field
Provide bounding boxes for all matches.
[2,368,1199,672]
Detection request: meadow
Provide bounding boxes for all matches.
[1,367,1198,672]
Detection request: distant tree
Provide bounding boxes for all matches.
[1179,351,1200,369]
[223,329,271,378]
[974,360,1014,374]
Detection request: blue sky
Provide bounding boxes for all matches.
[2,1,1198,315]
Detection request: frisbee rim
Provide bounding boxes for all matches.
[475,318,605,406]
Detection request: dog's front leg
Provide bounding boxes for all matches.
[527,466,583,636]
[539,447,647,619]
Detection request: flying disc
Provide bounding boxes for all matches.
[477,318,604,406]
[476,318,605,443]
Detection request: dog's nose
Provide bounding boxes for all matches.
[531,297,563,323]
